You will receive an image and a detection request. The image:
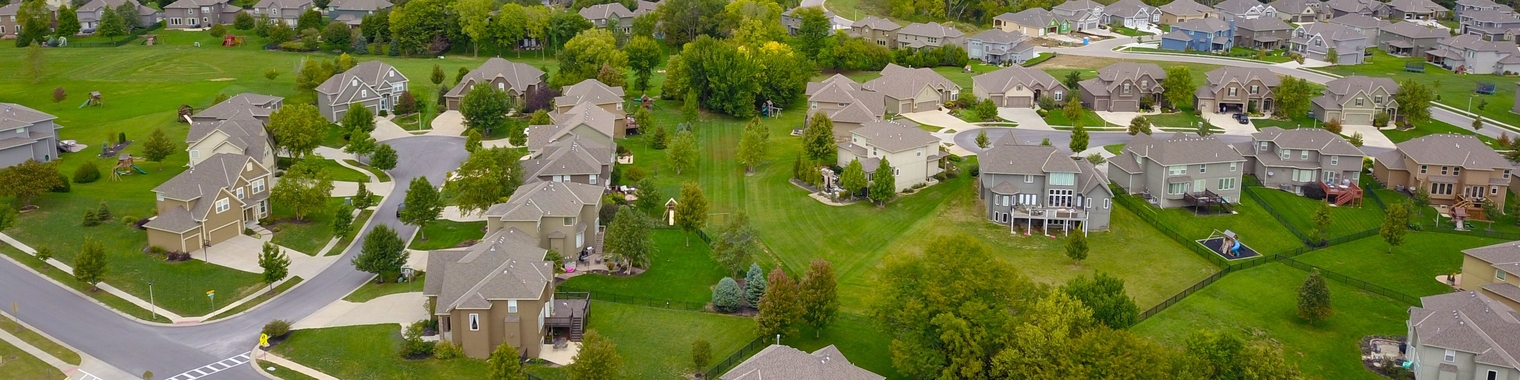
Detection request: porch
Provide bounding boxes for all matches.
[1006,206,1093,236]
[545,292,590,342]
[1183,189,1233,214]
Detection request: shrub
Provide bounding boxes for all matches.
[1373,111,1390,129]
[966,162,980,177]
[51,172,71,193]
[35,246,52,262]
[400,320,435,357]
[121,216,136,225]
[73,161,101,184]
[95,201,112,222]
[262,320,292,339]
[209,24,227,39]
[1324,118,1342,134]
[1037,95,1057,111]
[149,246,167,255]
[1036,109,1049,117]
[624,166,649,182]
[433,341,463,359]
[82,209,100,227]
[379,110,388,117]
[712,277,742,313]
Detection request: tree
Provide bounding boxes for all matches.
[1324,118,1343,134]
[1484,199,1502,230]
[0,159,62,207]
[400,177,442,239]
[142,128,176,171]
[258,242,291,291]
[297,8,323,31]
[430,64,445,86]
[264,68,281,81]
[691,339,712,374]
[682,90,700,124]
[1129,115,1152,135]
[839,158,868,199]
[1325,48,1339,65]
[268,103,326,158]
[667,129,698,175]
[744,263,767,306]
[97,8,128,43]
[798,258,838,337]
[546,7,593,50]
[451,0,493,56]
[794,6,831,59]
[1061,96,1084,128]
[332,203,355,238]
[267,22,295,45]
[271,158,335,221]
[1197,120,1215,137]
[1297,269,1333,324]
[323,21,352,50]
[1061,273,1138,329]
[15,0,50,47]
[709,212,758,277]
[736,118,769,173]
[1374,111,1391,128]
[1063,71,1082,93]
[1413,186,1431,219]
[868,157,896,206]
[113,1,139,30]
[626,36,662,91]
[460,84,512,134]
[712,277,742,312]
[801,113,837,162]
[354,225,408,281]
[756,267,803,337]
[975,130,990,149]
[235,11,256,30]
[1310,203,1332,244]
[1070,125,1090,153]
[464,130,483,153]
[370,143,399,170]
[341,103,377,134]
[657,0,726,46]
[675,182,708,245]
[1381,202,1409,253]
[73,239,107,292]
[1065,230,1089,266]
[554,28,627,87]
[1349,132,1364,147]
[1396,79,1434,125]
[1162,66,1196,111]
[1474,115,1485,130]
[568,330,623,380]
[56,5,81,38]
[492,4,528,56]
[604,207,654,271]
[395,91,418,115]
[1182,330,1303,379]
[487,342,526,380]
[353,182,375,209]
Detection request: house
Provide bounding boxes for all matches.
[0,103,60,168]
[781,6,850,35]
[849,16,901,48]
[1235,16,1294,50]
[446,58,546,111]
[965,29,1037,65]
[1214,0,1277,21]
[527,102,617,155]
[1108,133,1247,209]
[1077,62,1166,112]
[993,8,1067,37]
[579,3,633,34]
[1160,17,1234,52]
[145,154,270,253]
[522,134,615,188]
[1270,0,1329,22]
[483,181,605,257]
[1289,22,1371,64]
[1459,11,1520,42]
[1459,241,1520,311]
[1232,127,1365,198]
[1311,75,1397,124]
[1380,20,1449,57]
[1425,34,1520,74]
[424,228,577,361]
[1455,0,1505,22]
[162,0,239,29]
[251,0,314,27]
[554,79,628,137]
[1385,0,1448,20]
[187,93,281,169]
[78,0,160,33]
[836,119,942,192]
[806,75,887,141]
[1052,0,1105,32]
[980,133,1113,233]
[1324,0,1383,17]
[1328,14,1387,44]
[861,63,961,114]
[1105,0,1160,30]
[315,60,408,123]
[327,0,391,27]
[972,65,1069,108]
[721,345,883,380]
[1195,67,1280,114]
[1406,291,1520,380]
[1372,134,1512,217]
[896,22,964,50]
[1159,0,1215,25]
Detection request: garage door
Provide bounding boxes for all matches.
[182,232,201,253]
[206,221,240,246]
[1009,96,1032,108]
[1111,100,1137,112]
[1342,112,1372,126]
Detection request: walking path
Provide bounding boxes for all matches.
[252,348,340,380]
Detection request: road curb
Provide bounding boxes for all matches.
[0,248,178,328]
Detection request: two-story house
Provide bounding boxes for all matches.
[554,79,628,137]
[163,0,238,29]
[78,0,159,33]
[1195,67,1280,114]
[781,6,850,35]
[424,228,572,361]
[251,0,313,27]
[1232,127,1365,200]
[993,8,1067,37]
[1329,14,1388,44]
[806,75,887,141]
[1159,0,1214,25]
[0,103,60,168]
[187,93,281,169]
[447,58,546,111]
[1386,0,1448,20]
[1235,16,1293,50]
[981,133,1113,234]
[1459,241,1520,311]
[1460,11,1520,42]
[1105,0,1160,30]
[1455,0,1505,21]
[1290,22,1371,64]
[896,22,964,50]
[966,29,1036,65]
[522,133,615,189]
[1311,75,1397,124]
[1077,62,1166,112]
[145,154,271,253]
[527,102,617,156]
[1324,0,1384,17]
[849,16,901,48]
[315,60,408,122]
[326,0,390,27]
[1406,291,1520,380]
[1380,20,1449,56]
[1052,0,1105,32]
[1373,134,1513,218]
[1214,0,1277,21]
[1270,0,1329,22]
[721,345,884,380]
[836,120,941,192]
[1109,133,1247,209]
[1160,17,1234,52]
[579,2,633,34]
[972,65,1069,108]
[1426,34,1520,74]
[861,63,961,114]
[483,180,604,258]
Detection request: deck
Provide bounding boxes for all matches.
[546,293,589,341]
[1319,180,1363,207]
[1007,206,1093,236]
[1183,189,1233,214]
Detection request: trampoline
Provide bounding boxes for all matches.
[1196,229,1261,260]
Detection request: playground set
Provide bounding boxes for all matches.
[1196,229,1260,260]
[79,92,102,108]
[111,154,149,180]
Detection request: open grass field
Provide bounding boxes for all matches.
[0,314,80,365]
[1133,263,1410,380]
[1321,49,1520,133]
[1246,185,1387,239]
[407,221,486,251]
[1294,233,1505,297]
[561,229,733,305]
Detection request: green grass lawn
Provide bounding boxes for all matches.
[1252,114,1320,130]
[1116,192,1306,254]
[0,314,80,365]
[577,301,758,379]
[1110,25,1151,36]
[1382,118,1501,146]
[269,197,348,256]
[207,276,303,320]
[1103,144,1125,154]
[0,245,169,323]
[0,336,60,379]
[343,272,425,303]
[561,229,731,305]
[1146,108,1207,129]
[321,123,348,149]
[276,158,370,183]
[1246,185,1386,239]
[1322,49,1520,132]
[1294,233,1504,297]
[257,360,321,380]
[407,221,486,251]
[1133,263,1410,380]
[1043,109,1114,128]
[1124,47,1293,63]
[325,209,374,256]
[342,159,391,182]
[271,324,488,379]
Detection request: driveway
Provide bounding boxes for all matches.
[429,110,466,136]
[997,108,1053,130]
[372,117,413,141]
[1200,111,1258,136]
[898,109,980,156]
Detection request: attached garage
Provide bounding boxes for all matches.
[1007,96,1033,108]
[206,220,241,247]
[1340,112,1373,126]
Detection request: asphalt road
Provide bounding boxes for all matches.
[0,136,466,380]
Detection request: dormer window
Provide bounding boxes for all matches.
[1259,141,1268,151]
[351,78,359,86]
[389,69,396,77]
[1250,85,1259,94]
[1300,150,1308,160]
[1123,83,1132,94]
[1280,149,1291,160]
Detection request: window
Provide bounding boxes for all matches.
[361,90,368,97]
[1488,370,1498,380]
[1432,183,1453,195]
[589,174,598,185]
[469,313,480,331]
[1024,175,1034,183]
[1259,141,1268,151]
[1330,156,1339,166]
[564,217,576,226]
[190,150,200,159]
[1230,162,1238,171]
[1229,87,1238,96]
[1499,269,1508,281]
[1123,83,1132,94]
[156,193,164,201]
[1199,164,1207,173]
[1049,173,1076,186]
[497,83,504,90]
[1280,149,1291,160]
[1104,198,1111,209]
[1292,169,1316,182]
[1454,167,1461,176]
[252,179,265,193]
[1218,177,1236,190]
[1506,170,1512,179]
[1301,150,1309,160]
[1442,166,1449,175]
[810,102,817,109]
[916,148,923,157]
[1168,182,1190,195]
[1444,349,1456,362]
[1494,187,1501,195]
[1420,165,1427,174]
[236,188,245,199]
[1374,95,1383,104]
[1047,189,1074,207]
[1054,91,1063,101]
[1356,97,1364,107]
[1250,85,1259,94]
[1168,165,1186,175]
[1142,80,1150,90]
[1000,195,1010,206]
[508,300,518,313]
[215,198,230,213]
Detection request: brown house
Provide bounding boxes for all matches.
[145,154,270,253]
[971,65,1069,108]
[553,79,628,137]
[425,228,581,360]
[1235,17,1294,50]
[849,16,902,48]
[445,58,546,111]
[805,74,886,141]
[861,63,961,115]
[483,181,604,256]
[1373,134,1514,219]
[1195,67,1280,114]
[1458,241,1520,312]
[1077,62,1166,112]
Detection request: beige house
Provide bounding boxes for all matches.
[483,181,604,256]
[425,228,581,360]
[446,58,547,111]
[1311,75,1398,125]
[972,65,1069,108]
[145,154,270,253]
[1078,62,1166,112]
[1195,67,1280,114]
[994,8,1064,37]
[806,74,886,141]
[862,64,960,115]
[1407,291,1520,380]
[721,345,883,380]
[579,3,634,33]
[187,93,281,169]
[1460,241,1520,311]
[554,79,627,137]
[1159,0,1214,25]
[836,120,942,192]
[896,22,964,50]
[1372,134,1513,219]
[849,16,901,48]
[522,134,615,188]
[527,102,616,155]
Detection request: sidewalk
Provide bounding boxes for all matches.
[252,348,340,380]
[0,310,135,380]
[0,233,190,322]
[291,292,427,330]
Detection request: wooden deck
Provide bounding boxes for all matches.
[1320,181,1363,207]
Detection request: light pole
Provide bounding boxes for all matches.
[148,280,156,320]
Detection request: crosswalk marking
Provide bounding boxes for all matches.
[163,353,250,380]
[72,369,104,380]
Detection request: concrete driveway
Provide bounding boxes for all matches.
[1201,111,1258,136]
[429,110,466,136]
[997,108,1053,130]
[372,117,413,141]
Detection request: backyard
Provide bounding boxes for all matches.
[1114,192,1305,254]
[560,229,738,305]
[1294,233,1505,297]
[1245,184,1387,239]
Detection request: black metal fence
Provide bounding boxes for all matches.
[1278,257,1421,305]
[702,336,770,379]
[1242,186,1312,244]
[554,286,709,312]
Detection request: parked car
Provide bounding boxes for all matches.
[396,202,405,217]
[1233,113,1248,124]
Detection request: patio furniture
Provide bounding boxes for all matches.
[554,337,569,351]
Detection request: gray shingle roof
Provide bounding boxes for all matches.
[163,0,227,9]
[153,153,263,201]
[1457,0,1501,7]
[193,93,282,121]
[1173,17,1232,32]
[1468,241,1520,273]
[1410,291,1520,369]
[447,58,546,98]
[1106,0,1157,17]
[1329,13,1386,29]
[1269,0,1326,13]
[1319,75,1399,106]
[1094,62,1165,93]
[144,206,199,233]
[523,134,613,178]
[1124,132,1245,165]
[721,345,884,380]
[1160,0,1213,15]
[484,181,603,221]
[846,119,939,153]
[0,103,55,129]
[851,16,901,31]
[1205,67,1281,91]
[579,2,633,20]
[862,64,959,100]
[1215,0,1271,14]
[555,79,625,108]
[899,22,964,38]
[1395,134,1513,170]
[1248,127,1364,156]
[1235,16,1292,31]
[316,61,407,96]
[253,0,311,10]
[807,75,887,122]
[328,0,391,11]
[969,28,1027,44]
[1388,0,1448,13]
[981,133,1082,175]
[187,117,271,162]
[527,102,617,152]
[1055,0,1105,13]
[973,65,1065,96]
[425,228,553,313]
[1295,22,1366,45]
[1382,20,1450,38]
[1442,33,1514,52]
[995,8,1057,27]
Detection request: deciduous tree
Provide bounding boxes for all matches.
[1129,115,1152,135]
[142,128,177,171]
[323,21,352,50]
[235,11,255,30]
[259,242,291,290]
[460,84,512,134]
[604,207,654,271]
[1070,125,1090,153]
[839,158,867,199]
[73,239,107,291]
[794,6,831,59]
[0,159,62,207]
[268,103,326,158]
[625,36,662,91]
[1161,66,1196,111]
[802,113,836,162]
[354,225,408,281]
[868,157,896,206]
[1061,273,1138,329]
[370,143,398,170]
[799,258,838,337]
[1297,269,1333,324]
[1065,231,1088,266]
[568,330,623,380]
[297,8,322,31]
[16,0,52,47]
[710,212,756,277]
[675,182,708,245]
[96,8,127,43]
[492,4,528,56]
[400,176,442,238]
[56,5,81,38]
[756,267,802,337]
[388,0,449,55]
[270,158,335,221]
[667,129,698,175]
[633,178,663,217]
[1381,202,1409,253]
[487,342,525,380]
[657,0,726,46]
[691,339,712,374]
[332,203,355,237]
[1396,79,1434,125]
[736,117,768,173]
[451,0,493,56]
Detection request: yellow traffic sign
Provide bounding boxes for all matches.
[259,333,270,348]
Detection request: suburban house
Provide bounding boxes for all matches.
[1270,0,1330,22]
[835,120,941,192]
[522,133,614,188]
[1372,134,1512,218]
[980,133,1114,233]
[1052,0,1105,32]
[993,9,1067,37]
[250,0,314,27]
[554,79,628,137]
[425,228,574,361]
[781,7,850,35]
[162,0,239,29]
[971,65,1069,108]
[1311,75,1397,124]
[806,75,887,141]
[0,103,60,168]
[145,154,270,253]
[1328,14,1387,44]
[1459,241,1520,311]
[78,0,161,33]
[1455,0,1505,21]
[1109,133,1247,209]
[1160,17,1234,52]
[1159,0,1214,25]
[1232,127,1365,199]
[1459,11,1520,42]
[849,16,902,48]
[721,345,883,380]
[1194,67,1280,114]
[861,63,961,114]
[187,93,281,169]
[1385,0,1448,20]
[965,29,1037,65]
[1104,0,1160,30]
[579,3,634,34]
[1235,16,1294,50]
[1425,34,1520,74]
[1324,0,1384,17]
[896,22,965,50]
[1406,291,1520,380]
[1380,20,1449,56]
[1289,22,1371,64]
[326,0,391,27]
[1214,0,1277,21]
[1077,62,1167,112]
[446,58,546,111]
[315,60,408,123]
[483,181,605,257]
[527,102,617,155]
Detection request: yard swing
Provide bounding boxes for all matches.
[1196,229,1260,260]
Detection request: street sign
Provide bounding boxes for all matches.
[206,290,215,297]
[259,333,270,348]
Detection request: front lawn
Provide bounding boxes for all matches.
[1103,144,1125,154]
[1043,108,1113,128]
[561,229,731,305]
[1322,49,1520,133]
[256,360,320,380]
[276,158,371,183]
[1110,25,1152,36]
[343,159,392,182]
[1251,114,1320,130]
[1,314,81,365]
[271,324,488,379]
[0,245,169,323]
[1382,119,1501,146]
[0,337,58,379]
[268,197,348,256]
[1116,192,1306,254]
[1146,108,1207,129]
[326,210,374,256]
[1294,233,1505,297]
[343,272,426,303]
[408,220,486,251]
[1246,185,1387,239]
